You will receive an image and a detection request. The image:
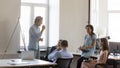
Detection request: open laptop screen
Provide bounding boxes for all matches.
[21,51,34,60]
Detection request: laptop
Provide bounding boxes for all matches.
[21,51,35,60]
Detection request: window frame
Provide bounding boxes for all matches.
[108,10,120,42]
[90,0,120,42]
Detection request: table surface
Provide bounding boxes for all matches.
[0,59,57,67]
[72,52,120,60]
[108,53,120,60]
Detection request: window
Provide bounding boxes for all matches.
[90,0,99,37]
[108,0,120,10]
[91,0,120,42]
[20,0,49,48]
[108,0,120,42]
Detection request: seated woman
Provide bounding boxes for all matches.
[81,38,109,68]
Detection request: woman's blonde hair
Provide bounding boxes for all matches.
[34,16,43,23]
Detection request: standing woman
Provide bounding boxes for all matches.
[77,24,96,68]
[28,16,45,59]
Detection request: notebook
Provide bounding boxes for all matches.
[21,51,35,60]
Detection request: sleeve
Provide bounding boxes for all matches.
[92,34,96,40]
[55,52,61,58]
[48,50,60,61]
[50,46,56,53]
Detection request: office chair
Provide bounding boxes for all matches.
[55,58,73,68]
[41,47,52,61]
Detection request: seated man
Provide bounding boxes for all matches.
[48,40,73,62]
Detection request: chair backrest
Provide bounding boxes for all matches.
[55,58,73,68]
[46,47,52,55]
[46,46,56,55]
[49,46,56,53]
[44,47,52,60]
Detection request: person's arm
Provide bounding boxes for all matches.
[48,50,59,61]
[40,25,45,35]
[78,46,85,51]
[39,25,45,41]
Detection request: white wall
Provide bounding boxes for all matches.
[90,0,108,38]
[0,0,20,54]
[49,0,60,47]
[99,0,108,36]
[0,0,88,54]
[59,0,88,52]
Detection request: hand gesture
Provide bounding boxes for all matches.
[42,25,45,31]
[56,46,61,51]
[78,46,86,51]
[39,38,43,41]
[40,25,45,34]
[78,46,83,50]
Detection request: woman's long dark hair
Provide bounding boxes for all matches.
[86,24,95,36]
[101,38,109,51]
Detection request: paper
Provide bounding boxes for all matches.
[8,61,29,65]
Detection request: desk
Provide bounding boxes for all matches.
[108,54,120,68]
[0,59,57,68]
[72,52,120,68]
[71,52,81,56]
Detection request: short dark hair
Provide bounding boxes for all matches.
[61,40,68,47]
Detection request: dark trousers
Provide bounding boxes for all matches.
[77,57,88,68]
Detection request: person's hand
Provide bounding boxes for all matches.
[78,46,83,50]
[56,46,61,51]
[82,46,87,49]
[42,25,45,31]
[39,38,43,41]
[40,25,45,34]
[78,46,87,51]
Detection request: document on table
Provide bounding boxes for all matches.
[7,59,29,65]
